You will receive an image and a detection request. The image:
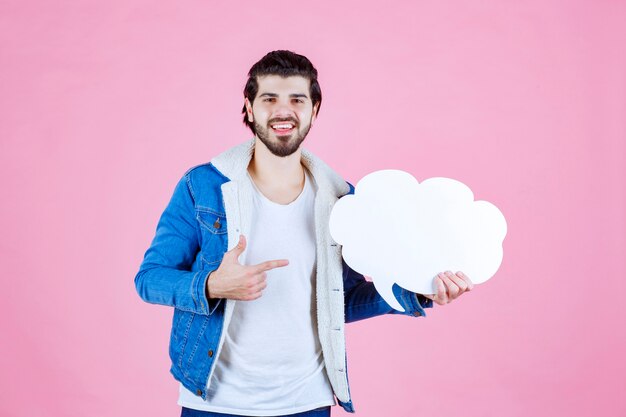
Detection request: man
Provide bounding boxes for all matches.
[134,50,473,417]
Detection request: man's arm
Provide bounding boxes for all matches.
[342,259,433,323]
[134,174,220,315]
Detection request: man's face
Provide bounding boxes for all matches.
[245,75,319,157]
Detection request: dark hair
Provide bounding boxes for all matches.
[242,50,322,134]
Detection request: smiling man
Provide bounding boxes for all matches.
[250,77,314,157]
[134,50,473,417]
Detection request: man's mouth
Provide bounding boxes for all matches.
[270,122,296,135]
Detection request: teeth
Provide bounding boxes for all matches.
[272,124,293,129]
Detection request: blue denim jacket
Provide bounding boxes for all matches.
[134,140,432,413]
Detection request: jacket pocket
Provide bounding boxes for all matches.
[196,208,227,235]
[196,208,228,266]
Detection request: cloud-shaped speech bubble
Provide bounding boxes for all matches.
[329,170,507,312]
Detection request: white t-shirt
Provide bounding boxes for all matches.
[178,169,336,416]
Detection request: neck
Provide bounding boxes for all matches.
[247,137,304,188]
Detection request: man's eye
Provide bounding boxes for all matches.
[263,98,275,102]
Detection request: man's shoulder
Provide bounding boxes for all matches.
[183,162,228,183]
[179,162,230,208]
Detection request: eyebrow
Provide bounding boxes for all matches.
[258,93,309,99]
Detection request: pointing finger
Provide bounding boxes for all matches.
[253,259,289,273]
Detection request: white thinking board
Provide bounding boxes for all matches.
[329,170,507,312]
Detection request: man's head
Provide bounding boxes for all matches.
[242,50,322,157]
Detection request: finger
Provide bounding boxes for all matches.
[226,234,247,260]
[223,235,243,263]
[246,291,263,301]
[439,272,460,300]
[456,271,474,290]
[446,271,468,294]
[252,272,267,286]
[435,276,448,304]
[253,259,289,272]
[250,280,267,293]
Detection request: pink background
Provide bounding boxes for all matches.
[1,1,624,416]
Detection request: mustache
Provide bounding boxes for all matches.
[268,118,298,126]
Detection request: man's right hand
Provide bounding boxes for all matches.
[205,234,289,301]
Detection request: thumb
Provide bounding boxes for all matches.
[225,234,246,262]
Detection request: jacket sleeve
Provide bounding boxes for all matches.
[134,174,220,315]
[340,181,433,323]
[342,259,433,323]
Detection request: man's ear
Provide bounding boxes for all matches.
[244,98,254,123]
[311,102,320,124]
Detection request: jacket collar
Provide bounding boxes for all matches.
[210,138,350,198]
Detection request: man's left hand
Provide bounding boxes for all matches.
[422,271,474,305]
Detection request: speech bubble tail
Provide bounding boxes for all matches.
[374,279,405,312]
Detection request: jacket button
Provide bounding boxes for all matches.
[208,349,214,357]
[213,219,221,229]
[196,389,202,396]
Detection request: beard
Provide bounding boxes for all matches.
[254,118,312,157]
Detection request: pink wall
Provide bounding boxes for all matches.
[1,1,624,416]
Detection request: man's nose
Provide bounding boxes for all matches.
[273,101,296,118]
